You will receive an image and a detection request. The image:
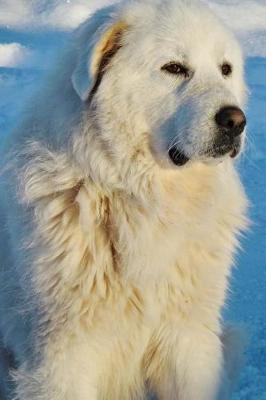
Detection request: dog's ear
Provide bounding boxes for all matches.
[72,21,127,102]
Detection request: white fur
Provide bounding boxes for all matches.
[0,0,248,399]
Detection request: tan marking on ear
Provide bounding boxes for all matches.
[88,21,128,104]
[91,21,128,77]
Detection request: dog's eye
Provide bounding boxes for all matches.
[161,62,190,78]
[221,63,233,77]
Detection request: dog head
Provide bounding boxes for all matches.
[72,0,247,169]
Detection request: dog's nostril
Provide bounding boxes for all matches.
[228,119,234,129]
[215,106,246,136]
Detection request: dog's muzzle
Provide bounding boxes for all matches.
[168,106,246,166]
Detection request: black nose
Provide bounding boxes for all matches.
[215,106,246,137]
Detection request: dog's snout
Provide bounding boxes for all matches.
[215,106,246,137]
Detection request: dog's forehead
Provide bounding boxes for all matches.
[125,0,221,32]
[123,0,241,61]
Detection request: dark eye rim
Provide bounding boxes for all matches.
[161,62,190,78]
[221,62,233,77]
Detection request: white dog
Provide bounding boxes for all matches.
[0,0,248,399]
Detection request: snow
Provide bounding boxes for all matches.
[229,56,266,399]
[0,0,115,30]
[204,0,266,57]
[205,0,266,32]
[0,43,31,67]
[0,1,265,399]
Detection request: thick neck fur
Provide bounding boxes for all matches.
[72,107,158,202]
[18,108,247,342]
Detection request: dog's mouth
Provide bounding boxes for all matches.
[168,142,241,166]
[210,140,242,159]
[229,146,240,159]
[208,134,242,159]
[168,146,190,166]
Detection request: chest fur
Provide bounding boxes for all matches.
[27,160,247,335]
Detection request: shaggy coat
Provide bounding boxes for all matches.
[0,0,248,399]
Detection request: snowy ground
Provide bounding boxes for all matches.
[229,56,266,400]
[0,1,265,399]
